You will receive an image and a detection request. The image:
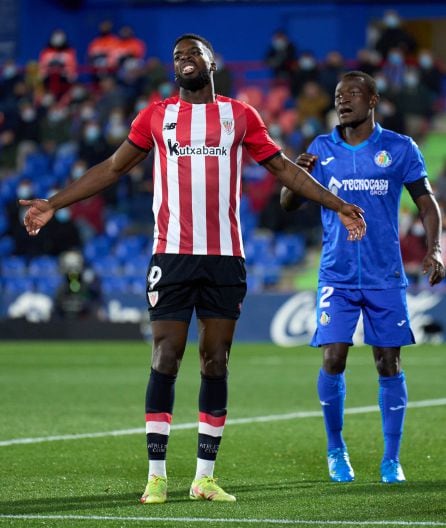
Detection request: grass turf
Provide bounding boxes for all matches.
[0,341,445,527]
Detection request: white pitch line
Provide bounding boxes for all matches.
[1,398,445,448]
[0,514,445,526]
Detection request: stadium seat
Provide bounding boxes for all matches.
[0,235,14,257]
[243,232,274,266]
[83,235,113,263]
[28,255,61,278]
[91,255,122,278]
[0,256,27,277]
[274,233,306,266]
[101,275,131,295]
[3,276,34,295]
[34,275,63,296]
[114,235,147,262]
[104,213,131,239]
[122,254,149,278]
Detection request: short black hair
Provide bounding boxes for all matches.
[341,70,378,96]
[174,33,215,59]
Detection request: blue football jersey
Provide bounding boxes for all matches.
[308,124,428,289]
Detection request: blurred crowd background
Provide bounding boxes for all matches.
[1,0,446,321]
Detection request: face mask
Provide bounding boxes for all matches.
[388,52,403,65]
[71,166,84,180]
[419,55,433,69]
[411,222,424,236]
[48,109,65,123]
[384,15,400,28]
[268,124,282,138]
[159,82,173,99]
[84,126,100,142]
[55,208,71,222]
[135,100,147,112]
[17,184,33,200]
[272,37,287,51]
[299,57,316,70]
[375,78,388,92]
[21,108,36,122]
[80,107,95,121]
[51,33,66,47]
[3,65,17,79]
[404,74,418,88]
[378,101,394,117]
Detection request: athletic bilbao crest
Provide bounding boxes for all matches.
[148,291,159,307]
[221,118,234,135]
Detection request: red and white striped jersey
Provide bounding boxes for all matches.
[128,94,281,257]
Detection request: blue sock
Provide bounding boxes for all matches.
[379,372,408,462]
[317,368,346,452]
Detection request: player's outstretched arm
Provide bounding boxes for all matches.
[415,193,445,285]
[266,153,366,240]
[20,141,147,237]
[280,153,317,211]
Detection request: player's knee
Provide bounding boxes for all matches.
[200,352,228,377]
[322,355,346,374]
[152,343,183,376]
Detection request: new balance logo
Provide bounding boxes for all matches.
[163,122,176,130]
[321,156,335,166]
[389,405,405,411]
[397,320,406,327]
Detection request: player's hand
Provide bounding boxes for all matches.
[422,250,445,286]
[295,153,318,173]
[337,203,366,241]
[18,198,54,236]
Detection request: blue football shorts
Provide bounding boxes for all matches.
[310,286,415,348]
[146,253,247,322]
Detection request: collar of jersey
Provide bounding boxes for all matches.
[331,123,382,151]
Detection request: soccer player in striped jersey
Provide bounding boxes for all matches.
[281,71,445,484]
[20,35,366,503]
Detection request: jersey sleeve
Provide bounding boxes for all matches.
[306,138,324,184]
[127,105,156,152]
[242,104,281,164]
[402,138,428,184]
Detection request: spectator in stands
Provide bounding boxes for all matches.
[290,51,319,98]
[397,67,436,142]
[264,29,297,83]
[69,159,105,242]
[0,110,17,178]
[114,25,146,67]
[38,29,78,99]
[95,76,127,125]
[87,19,120,80]
[53,250,103,320]
[400,215,428,285]
[374,10,417,60]
[375,96,405,135]
[296,80,330,127]
[381,47,407,94]
[39,101,72,155]
[417,49,444,99]
[141,57,169,97]
[0,59,23,105]
[15,99,41,170]
[319,51,345,96]
[213,53,233,97]
[354,48,382,77]
[78,119,113,167]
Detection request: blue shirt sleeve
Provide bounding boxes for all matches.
[403,138,428,184]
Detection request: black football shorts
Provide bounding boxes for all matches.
[146,254,247,322]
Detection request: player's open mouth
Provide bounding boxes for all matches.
[339,107,353,116]
[181,63,196,75]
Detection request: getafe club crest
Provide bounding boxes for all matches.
[374,150,392,168]
[221,119,234,135]
[148,291,159,307]
[320,311,331,326]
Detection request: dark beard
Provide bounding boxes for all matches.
[176,70,211,92]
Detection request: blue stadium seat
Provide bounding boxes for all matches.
[104,213,131,239]
[28,255,60,278]
[83,235,113,263]
[1,256,27,277]
[34,275,63,296]
[114,235,147,262]
[101,275,131,295]
[91,255,122,278]
[122,254,149,278]
[274,233,306,265]
[3,276,34,295]
[0,235,14,257]
[244,232,274,266]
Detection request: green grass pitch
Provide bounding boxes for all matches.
[0,341,445,528]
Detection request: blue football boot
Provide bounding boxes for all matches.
[327,448,355,482]
[381,459,406,483]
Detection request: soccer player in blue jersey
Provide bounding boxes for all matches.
[281,71,445,484]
